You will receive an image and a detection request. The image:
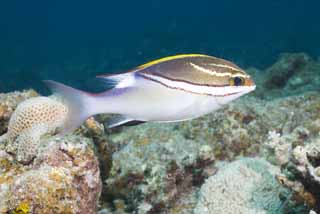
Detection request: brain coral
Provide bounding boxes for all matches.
[1,96,68,163]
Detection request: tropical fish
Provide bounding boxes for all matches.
[44,54,256,134]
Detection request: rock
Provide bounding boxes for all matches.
[105,122,215,213]
[264,53,311,89]
[279,139,320,212]
[0,91,105,213]
[194,158,288,214]
[101,91,320,213]
[0,135,102,214]
[251,53,320,99]
[259,96,320,212]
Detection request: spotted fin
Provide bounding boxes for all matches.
[107,115,145,129]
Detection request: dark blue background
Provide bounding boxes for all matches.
[0,0,319,93]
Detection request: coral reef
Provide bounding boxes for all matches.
[0,90,38,135]
[0,91,106,214]
[194,158,288,214]
[1,96,68,163]
[0,52,319,213]
[0,135,102,214]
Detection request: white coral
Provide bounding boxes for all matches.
[1,96,68,163]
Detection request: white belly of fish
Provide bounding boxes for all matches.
[97,76,222,122]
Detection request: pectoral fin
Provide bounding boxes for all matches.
[107,115,145,129]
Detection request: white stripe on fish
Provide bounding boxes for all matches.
[138,72,254,96]
[189,63,249,78]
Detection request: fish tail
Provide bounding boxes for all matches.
[44,80,95,135]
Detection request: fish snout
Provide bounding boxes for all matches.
[244,78,255,87]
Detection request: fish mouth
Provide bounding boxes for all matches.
[244,78,255,87]
[248,85,256,92]
[224,86,255,97]
[239,85,256,95]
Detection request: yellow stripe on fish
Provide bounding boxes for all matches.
[136,54,209,70]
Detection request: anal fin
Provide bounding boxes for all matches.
[107,115,145,129]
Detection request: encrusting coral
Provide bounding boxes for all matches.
[1,96,68,163]
[194,158,288,214]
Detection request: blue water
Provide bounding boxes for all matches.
[0,0,319,93]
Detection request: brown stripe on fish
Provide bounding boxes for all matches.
[137,73,241,97]
[137,55,248,87]
[138,72,230,87]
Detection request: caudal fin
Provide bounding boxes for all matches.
[44,80,93,135]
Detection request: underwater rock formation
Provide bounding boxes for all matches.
[104,123,215,213]
[0,91,103,213]
[194,158,287,214]
[265,117,320,212]
[264,53,311,89]
[251,53,320,98]
[0,135,102,214]
[101,90,320,213]
[0,91,108,214]
[0,52,319,213]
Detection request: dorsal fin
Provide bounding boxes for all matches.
[96,73,135,88]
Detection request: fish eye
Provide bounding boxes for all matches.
[231,76,244,86]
